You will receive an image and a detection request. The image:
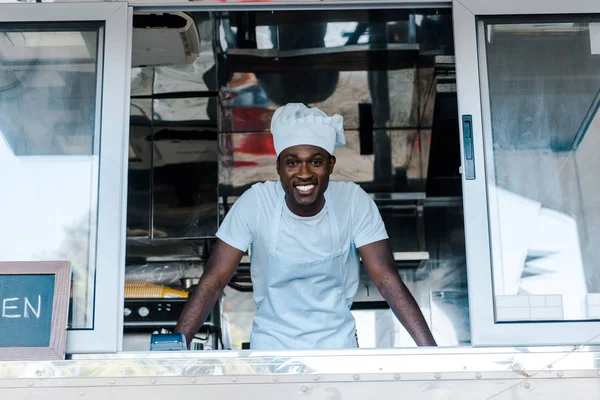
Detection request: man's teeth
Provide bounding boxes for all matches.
[296,184,315,192]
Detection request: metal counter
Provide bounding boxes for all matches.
[1,346,599,378]
[2,347,600,399]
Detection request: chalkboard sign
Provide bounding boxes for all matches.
[0,262,70,361]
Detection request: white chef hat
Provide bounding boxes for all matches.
[270,103,345,156]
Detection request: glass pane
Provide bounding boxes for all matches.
[483,18,600,322]
[129,14,220,240]
[218,130,375,197]
[0,24,102,329]
[127,98,152,238]
[153,13,216,96]
[153,98,211,122]
[216,9,451,135]
[216,9,451,198]
[131,67,154,97]
[152,125,219,238]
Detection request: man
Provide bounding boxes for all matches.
[175,103,437,349]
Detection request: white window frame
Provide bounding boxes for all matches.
[0,3,131,354]
[454,0,600,346]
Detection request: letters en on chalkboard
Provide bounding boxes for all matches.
[0,262,70,361]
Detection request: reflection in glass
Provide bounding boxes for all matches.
[215,9,448,199]
[216,10,449,134]
[218,68,435,133]
[218,131,375,196]
[152,16,217,94]
[154,98,211,122]
[484,19,600,321]
[127,99,152,238]
[129,14,220,240]
[0,25,102,329]
[152,126,219,238]
[219,129,430,197]
[130,67,154,97]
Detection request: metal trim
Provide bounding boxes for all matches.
[0,2,125,21]
[131,1,451,12]
[452,0,495,346]
[457,0,600,15]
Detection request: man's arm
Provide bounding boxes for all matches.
[358,239,437,346]
[174,239,245,346]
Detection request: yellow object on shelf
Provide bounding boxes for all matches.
[125,282,189,299]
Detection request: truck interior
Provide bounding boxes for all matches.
[122,7,467,351]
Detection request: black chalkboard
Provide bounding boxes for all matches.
[0,262,70,361]
[0,275,55,347]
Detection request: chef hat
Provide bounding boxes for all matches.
[270,103,345,156]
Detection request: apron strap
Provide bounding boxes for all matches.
[324,191,341,254]
[268,188,285,255]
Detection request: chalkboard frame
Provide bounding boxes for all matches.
[0,261,71,361]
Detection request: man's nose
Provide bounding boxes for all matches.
[297,162,312,179]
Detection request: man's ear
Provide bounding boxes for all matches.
[329,155,336,174]
[276,156,281,176]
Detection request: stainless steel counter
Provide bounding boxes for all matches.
[1,346,599,379]
[3,347,600,400]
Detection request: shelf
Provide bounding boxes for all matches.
[239,251,429,265]
[224,44,430,73]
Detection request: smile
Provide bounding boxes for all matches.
[295,184,315,193]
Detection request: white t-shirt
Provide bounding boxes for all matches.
[216,180,389,308]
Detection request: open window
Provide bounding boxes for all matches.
[122,6,469,351]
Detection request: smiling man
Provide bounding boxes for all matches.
[175,103,436,349]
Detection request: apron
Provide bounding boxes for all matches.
[250,190,357,350]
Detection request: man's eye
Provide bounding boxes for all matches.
[311,160,323,165]
[287,161,298,166]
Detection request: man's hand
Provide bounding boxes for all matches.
[174,239,244,347]
[358,239,437,346]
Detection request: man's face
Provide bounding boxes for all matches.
[277,145,335,214]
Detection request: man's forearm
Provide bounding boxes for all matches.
[174,239,244,347]
[379,273,437,346]
[359,239,437,346]
[174,277,222,346]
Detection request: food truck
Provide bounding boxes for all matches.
[1,0,600,398]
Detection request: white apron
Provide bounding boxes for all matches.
[250,190,357,350]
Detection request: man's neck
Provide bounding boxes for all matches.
[285,196,325,217]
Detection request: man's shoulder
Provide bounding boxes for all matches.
[249,180,281,199]
[328,180,359,192]
[230,181,277,210]
[328,181,362,199]
[328,181,376,216]
[233,181,281,213]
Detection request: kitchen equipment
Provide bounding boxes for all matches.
[125,282,189,298]
[149,333,187,351]
[180,277,200,290]
[124,298,203,327]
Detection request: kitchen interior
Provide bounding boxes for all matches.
[122,7,467,351]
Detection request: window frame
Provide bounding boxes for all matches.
[0,2,132,353]
[454,0,600,346]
